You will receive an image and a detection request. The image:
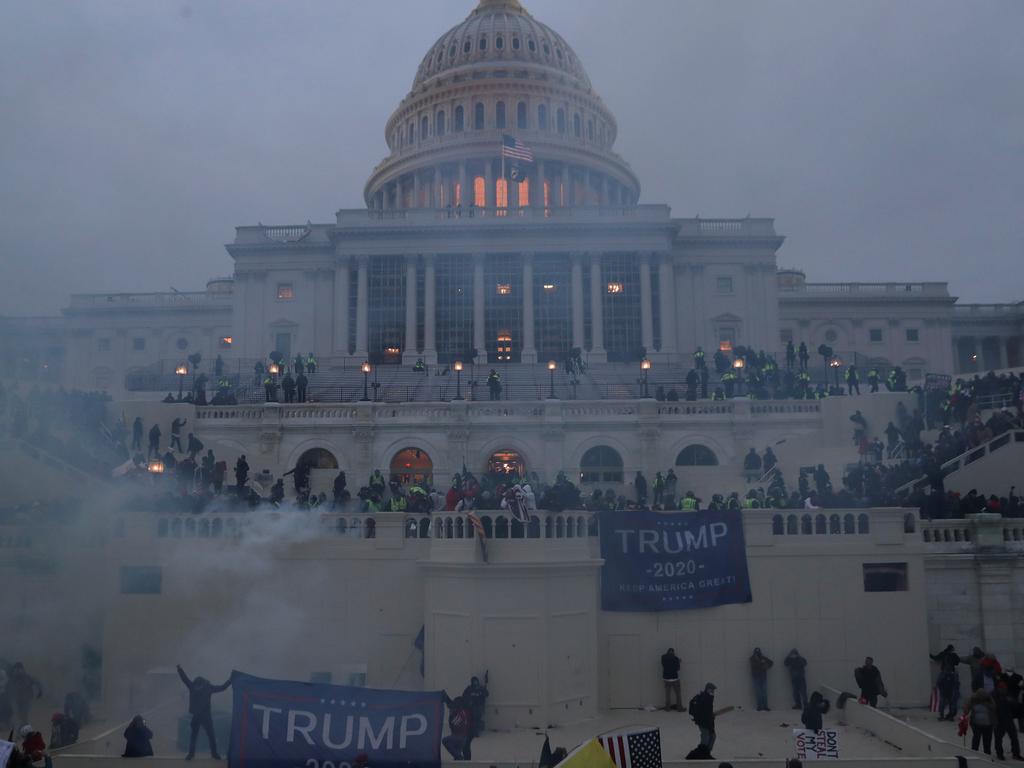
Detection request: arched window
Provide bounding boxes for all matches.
[518,177,529,207]
[464,39,472,54]
[573,113,581,137]
[435,110,445,137]
[843,513,855,534]
[588,118,594,141]
[772,515,784,535]
[517,101,527,129]
[786,514,798,535]
[496,101,506,129]
[495,35,504,50]
[420,115,429,141]
[675,445,719,466]
[473,176,486,207]
[829,514,841,534]
[858,513,870,534]
[580,445,624,483]
[512,36,520,51]
[296,448,339,470]
[538,104,548,130]
[389,447,433,486]
[474,102,485,130]
[801,514,813,535]
[815,514,827,534]
[487,449,525,480]
[496,178,508,208]
[407,122,414,145]
[479,36,488,52]
[557,108,566,134]
[454,105,464,132]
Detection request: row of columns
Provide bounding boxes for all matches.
[373,159,634,211]
[334,252,677,363]
[955,335,1017,371]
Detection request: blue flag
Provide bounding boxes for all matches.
[228,672,444,768]
[600,509,753,611]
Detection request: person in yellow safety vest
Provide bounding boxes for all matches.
[867,368,880,393]
[679,492,699,511]
[743,491,761,509]
[306,353,317,375]
[693,347,706,370]
[389,494,407,512]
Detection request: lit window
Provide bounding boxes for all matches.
[719,340,733,352]
[718,327,735,351]
[132,337,146,351]
[497,283,512,296]
[607,282,624,294]
[906,328,919,342]
[716,277,733,293]
[277,283,294,300]
[385,346,401,356]
[543,283,557,294]
[220,336,233,348]
[474,176,486,207]
[496,178,508,208]
[97,338,111,352]
[518,177,529,207]
[497,331,512,361]
[869,329,883,342]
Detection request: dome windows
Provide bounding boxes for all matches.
[420,115,429,140]
[588,118,594,141]
[556,46,563,60]
[556,107,566,134]
[528,38,536,52]
[454,105,465,132]
[516,101,527,129]
[495,35,504,50]
[448,45,456,59]
[496,101,507,129]
[474,102,485,130]
[538,104,548,130]
[464,39,472,54]
[479,36,488,51]
[512,36,520,51]
[438,49,445,63]
[436,110,446,137]
[573,113,581,137]
[407,122,414,145]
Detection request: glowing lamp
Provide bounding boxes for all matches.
[361,362,372,374]
[454,361,463,372]
[147,460,165,474]
[175,364,188,376]
[732,358,745,370]
[548,360,557,371]
[641,359,652,371]
[268,363,280,375]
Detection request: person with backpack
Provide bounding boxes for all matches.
[966,688,996,755]
[442,695,474,760]
[801,691,831,732]
[688,683,718,758]
[661,648,682,711]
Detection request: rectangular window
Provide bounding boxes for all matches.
[863,562,908,592]
[718,327,735,346]
[869,329,883,343]
[97,338,111,352]
[606,282,624,294]
[120,566,162,594]
[274,332,292,359]
[906,328,919,342]
[716,276,734,294]
[220,336,233,348]
[277,283,294,300]
[132,337,146,351]
[496,283,512,296]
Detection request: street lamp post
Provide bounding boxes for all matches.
[830,358,842,390]
[640,358,652,398]
[361,361,372,401]
[453,361,464,400]
[547,360,557,399]
[175,364,188,402]
[732,357,745,396]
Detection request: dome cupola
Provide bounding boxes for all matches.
[364,0,640,211]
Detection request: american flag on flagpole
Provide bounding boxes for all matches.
[467,511,488,563]
[501,134,534,163]
[597,727,662,768]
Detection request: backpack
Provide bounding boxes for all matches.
[688,694,700,718]
[972,703,992,727]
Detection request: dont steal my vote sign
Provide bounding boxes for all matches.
[600,508,753,611]
[228,672,444,768]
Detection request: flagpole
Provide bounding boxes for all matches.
[500,140,505,209]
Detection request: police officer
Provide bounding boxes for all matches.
[296,371,309,403]
[786,340,796,370]
[868,368,880,393]
[686,369,699,401]
[282,371,296,403]
[845,365,861,395]
[264,375,277,402]
[679,491,699,511]
[693,346,706,370]
[798,342,810,370]
[307,353,317,375]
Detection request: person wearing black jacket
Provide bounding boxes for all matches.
[176,665,232,760]
[993,684,1022,761]
[785,649,809,710]
[930,645,961,721]
[689,683,717,757]
[854,657,887,708]
[750,648,774,711]
[801,691,831,732]
[661,648,682,711]
[461,676,488,737]
[122,715,154,757]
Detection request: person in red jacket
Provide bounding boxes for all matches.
[442,696,474,761]
[20,725,46,761]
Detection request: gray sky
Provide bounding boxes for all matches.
[1,0,1021,316]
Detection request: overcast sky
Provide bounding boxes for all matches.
[1,0,1021,315]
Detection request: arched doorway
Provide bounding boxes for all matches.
[296,448,339,497]
[486,449,525,480]
[390,447,433,485]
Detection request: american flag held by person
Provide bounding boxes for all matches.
[598,727,663,768]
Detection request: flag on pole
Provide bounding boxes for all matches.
[558,738,616,768]
[501,134,534,163]
[597,727,663,768]
[468,511,488,563]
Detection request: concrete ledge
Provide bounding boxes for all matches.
[51,758,992,768]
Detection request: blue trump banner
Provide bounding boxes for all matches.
[600,509,753,611]
[228,672,444,768]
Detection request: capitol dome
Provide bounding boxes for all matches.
[364,0,640,211]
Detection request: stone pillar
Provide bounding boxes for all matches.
[412,173,419,209]
[458,162,467,207]
[639,253,654,354]
[402,255,418,364]
[473,254,486,363]
[334,255,350,356]
[355,255,369,359]
[561,164,570,207]
[521,254,537,363]
[570,253,584,350]
[600,175,609,206]
[435,165,444,208]
[589,252,606,361]
[423,254,437,365]
[657,253,678,357]
[583,169,591,205]
[537,160,546,207]
[484,161,494,209]
[510,172,520,209]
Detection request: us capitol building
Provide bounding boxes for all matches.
[3,0,1020,395]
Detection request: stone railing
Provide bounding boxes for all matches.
[779,282,949,297]
[675,217,779,237]
[770,510,876,536]
[920,514,1024,553]
[335,204,670,227]
[68,292,231,309]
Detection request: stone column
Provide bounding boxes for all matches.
[521,253,537,363]
[412,173,419,209]
[355,255,369,359]
[600,175,609,206]
[589,252,606,361]
[484,161,494,209]
[657,253,678,357]
[334,255,350,356]
[435,166,444,208]
[570,253,584,350]
[458,162,467,207]
[423,254,437,365]
[510,173,520,209]
[473,254,486,362]
[639,253,654,355]
[402,255,418,364]
[561,164,570,207]
[537,160,546,207]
